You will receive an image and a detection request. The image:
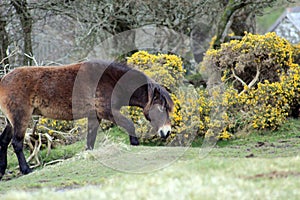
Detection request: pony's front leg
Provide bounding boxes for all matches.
[86,115,101,150]
[112,110,139,145]
[0,123,13,180]
[11,121,32,175]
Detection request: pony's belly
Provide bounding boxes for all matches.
[36,107,75,120]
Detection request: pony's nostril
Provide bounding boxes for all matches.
[166,130,170,138]
[160,130,164,137]
[160,129,170,139]
[159,126,171,139]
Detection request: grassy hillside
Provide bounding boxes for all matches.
[256,0,300,33]
[1,119,300,199]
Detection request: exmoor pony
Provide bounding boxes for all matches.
[0,60,174,179]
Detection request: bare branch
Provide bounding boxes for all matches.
[24,53,38,66]
[237,65,261,95]
[0,49,18,65]
[248,65,261,89]
[231,67,247,86]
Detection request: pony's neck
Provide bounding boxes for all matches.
[129,85,149,109]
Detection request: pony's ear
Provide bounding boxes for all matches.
[163,86,172,93]
[144,83,154,112]
[153,87,161,101]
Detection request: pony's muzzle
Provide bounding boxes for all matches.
[158,125,171,139]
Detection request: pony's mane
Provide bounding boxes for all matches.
[88,59,132,71]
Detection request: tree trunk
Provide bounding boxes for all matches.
[231,7,256,36]
[11,0,33,65]
[0,17,9,67]
[213,0,247,49]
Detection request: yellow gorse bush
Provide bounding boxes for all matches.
[202,32,300,135]
[38,117,74,134]
[127,51,185,89]
[127,51,203,145]
[36,117,81,146]
[205,32,295,91]
[127,51,237,142]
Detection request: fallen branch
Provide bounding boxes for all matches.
[26,133,42,169]
[44,133,53,156]
[26,121,41,168]
[38,125,73,138]
[44,159,65,167]
[25,120,54,169]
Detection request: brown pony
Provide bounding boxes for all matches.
[0,60,174,179]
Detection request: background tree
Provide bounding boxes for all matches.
[212,0,294,49]
[11,0,33,65]
[0,12,9,67]
[0,0,297,68]
[29,0,219,59]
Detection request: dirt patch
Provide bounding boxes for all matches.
[244,170,300,180]
[254,141,276,148]
[255,141,267,147]
[245,153,255,158]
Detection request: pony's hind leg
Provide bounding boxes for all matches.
[86,115,101,150]
[11,118,32,175]
[0,122,13,180]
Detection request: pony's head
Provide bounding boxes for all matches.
[144,83,174,139]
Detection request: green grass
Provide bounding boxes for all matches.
[256,7,285,33]
[4,140,86,180]
[1,148,300,199]
[1,119,300,199]
[256,0,300,33]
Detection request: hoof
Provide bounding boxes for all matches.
[130,136,139,146]
[22,167,32,175]
[86,146,94,151]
